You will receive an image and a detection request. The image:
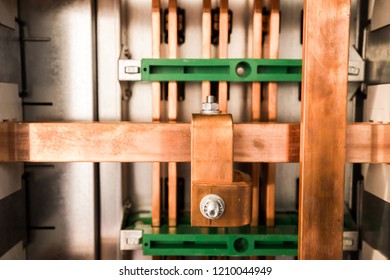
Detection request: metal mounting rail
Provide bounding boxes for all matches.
[119,58,302,82]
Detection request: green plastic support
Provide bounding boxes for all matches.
[141,58,302,82]
[123,209,357,256]
[141,225,298,257]
[124,212,298,257]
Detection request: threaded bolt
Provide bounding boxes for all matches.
[201,95,220,115]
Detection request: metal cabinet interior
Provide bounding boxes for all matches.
[2,0,385,260]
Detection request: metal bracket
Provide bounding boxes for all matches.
[343,231,358,251]
[120,229,143,250]
[118,59,142,81]
[348,47,365,82]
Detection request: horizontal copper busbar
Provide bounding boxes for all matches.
[1,122,389,163]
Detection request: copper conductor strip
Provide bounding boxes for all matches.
[298,0,350,259]
[191,114,252,228]
[1,122,390,164]
[202,0,212,102]
[218,0,229,114]
[168,0,178,227]
[151,0,162,227]
[262,0,280,228]
[251,0,263,227]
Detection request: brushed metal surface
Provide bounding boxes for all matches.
[364,84,390,123]
[365,164,390,204]
[0,6,25,259]
[21,0,95,121]
[0,83,23,201]
[0,163,23,200]
[0,190,26,258]
[367,0,375,20]
[0,241,25,260]
[362,191,390,259]
[365,25,390,85]
[122,4,155,253]
[0,24,20,84]
[97,0,126,260]
[371,0,390,31]
[26,163,96,260]
[362,6,390,259]
[19,0,97,259]
[0,0,17,29]
[0,83,21,121]
[361,240,388,260]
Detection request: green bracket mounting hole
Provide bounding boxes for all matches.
[233,237,249,253]
[235,62,251,78]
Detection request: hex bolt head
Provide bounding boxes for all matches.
[200,194,225,220]
[201,95,220,115]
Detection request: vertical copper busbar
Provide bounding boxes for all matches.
[251,0,262,227]
[168,0,178,227]
[299,0,350,259]
[151,0,161,227]
[202,0,212,102]
[200,0,211,258]
[217,0,229,260]
[262,0,280,228]
[218,0,229,114]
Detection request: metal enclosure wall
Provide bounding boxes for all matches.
[97,0,125,260]
[0,0,25,260]
[0,0,372,260]
[19,0,98,259]
[361,0,390,260]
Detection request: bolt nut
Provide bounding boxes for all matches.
[200,194,225,220]
[202,102,219,112]
[201,95,220,114]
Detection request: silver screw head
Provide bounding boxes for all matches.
[200,194,225,220]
